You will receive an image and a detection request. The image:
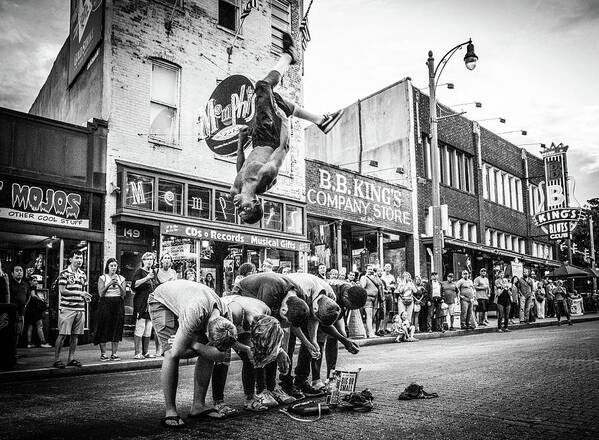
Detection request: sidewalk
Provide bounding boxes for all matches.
[2,313,597,383]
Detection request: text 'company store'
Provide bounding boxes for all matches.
[305,160,414,275]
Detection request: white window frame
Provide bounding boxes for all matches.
[271,0,291,53]
[150,60,181,146]
[218,0,240,33]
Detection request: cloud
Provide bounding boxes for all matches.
[0,0,68,111]
[556,0,599,27]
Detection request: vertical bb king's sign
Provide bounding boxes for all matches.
[533,143,581,240]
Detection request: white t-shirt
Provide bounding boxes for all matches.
[100,274,125,298]
[285,273,336,307]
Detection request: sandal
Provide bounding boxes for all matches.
[133,353,145,360]
[100,354,109,361]
[160,415,185,429]
[66,359,82,367]
[214,403,240,418]
[188,408,224,420]
[53,360,66,369]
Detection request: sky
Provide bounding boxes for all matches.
[0,0,597,204]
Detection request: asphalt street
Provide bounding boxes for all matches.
[1,321,598,440]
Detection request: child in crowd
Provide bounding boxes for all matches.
[392,312,417,342]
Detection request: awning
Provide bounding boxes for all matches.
[549,263,590,278]
[420,236,560,267]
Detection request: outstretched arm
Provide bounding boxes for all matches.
[236,127,250,172]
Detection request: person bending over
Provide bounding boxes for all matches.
[230,32,343,224]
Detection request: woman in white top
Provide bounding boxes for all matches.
[94,258,127,361]
[397,272,417,323]
[156,253,178,284]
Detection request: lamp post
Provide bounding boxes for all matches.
[427,39,478,278]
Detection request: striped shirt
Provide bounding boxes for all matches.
[58,266,87,311]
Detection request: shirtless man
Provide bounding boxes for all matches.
[230,32,343,224]
[148,280,249,429]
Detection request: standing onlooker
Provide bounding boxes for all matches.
[426,272,442,332]
[553,280,573,326]
[24,290,51,348]
[545,279,556,318]
[280,266,291,275]
[204,273,216,290]
[184,269,197,281]
[397,272,417,324]
[473,268,490,326]
[517,272,534,324]
[156,253,178,284]
[94,258,126,361]
[53,250,91,368]
[535,278,546,319]
[494,271,511,332]
[328,268,339,280]
[316,263,327,279]
[262,259,274,273]
[412,276,425,333]
[360,264,383,338]
[510,275,520,324]
[456,270,475,330]
[380,263,397,328]
[8,265,32,348]
[346,270,366,339]
[132,252,157,359]
[234,263,257,287]
[0,260,10,303]
[441,273,458,330]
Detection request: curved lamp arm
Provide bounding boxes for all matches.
[432,39,473,90]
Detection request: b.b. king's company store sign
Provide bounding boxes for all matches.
[0,177,90,229]
[306,161,413,233]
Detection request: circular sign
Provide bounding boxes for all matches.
[199,75,256,156]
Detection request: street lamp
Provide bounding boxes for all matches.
[476,117,506,123]
[498,130,527,135]
[450,101,482,108]
[427,38,478,278]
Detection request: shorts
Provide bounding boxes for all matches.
[384,294,394,315]
[251,80,294,148]
[448,303,458,316]
[476,298,489,313]
[134,317,153,338]
[58,309,85,335]
[364,294,377,309]
[149,300,208,352]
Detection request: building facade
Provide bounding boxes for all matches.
[30,0,309,295]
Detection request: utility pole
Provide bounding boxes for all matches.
[590,214,597,294]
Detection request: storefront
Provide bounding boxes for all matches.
[305,160,414,276]
[113,162,309,296]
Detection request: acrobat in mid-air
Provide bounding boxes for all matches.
[230,32,344,224]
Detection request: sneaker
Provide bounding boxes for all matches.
[100,354,109,361]
[311,379,326,392]
[40,343,52,348]
[133,353,145,360]
[317,110,344,134]
[497,328,503,333]
[280,381,305,400]
[256,391,279,408]
[27,344,35,348]
[144,353,156,359]
[298,380,324,397]
[110,354,121,361]
[281,32,298,65]
[245,397,268,412]
[270,386,296,404]
[503,328,511,332]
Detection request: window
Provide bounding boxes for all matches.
[482,165,489,199]
[218,0,238,32]
[125,173,154,210]
[150,61,180,144]
[429,143,475,193]
[263,200,283,231]
[285,205,304,234]
[483,163,524,212]
[187,185,211,219]
[158,179,183,215]
[215,190,236,223]
[271,0,291,53]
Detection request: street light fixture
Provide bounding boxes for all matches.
[419,83,454,91]
[337,159,379,168]
[427,38,478,278]
[517,143,546,148]
[476,117,506,123]
[451,101,482,108]
[498,130,527,135]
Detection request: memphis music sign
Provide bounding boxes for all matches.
[0,178,90,229]
[198,75,256,156]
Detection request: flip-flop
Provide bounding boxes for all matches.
[214,403,240,418]
[160,415,185,429]
[188,408,224,421]
[66,359,82,367]
[52,360,66,369]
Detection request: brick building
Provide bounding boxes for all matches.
[29,0,310,298]
[304,79,559,281]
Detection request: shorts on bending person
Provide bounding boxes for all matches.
[251,80,294,148]
[148,300,208,352]
[58,309,85,335]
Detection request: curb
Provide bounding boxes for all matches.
[2,314,597,384]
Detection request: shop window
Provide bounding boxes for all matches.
[125,173,154,210]
[285,205,304,235]
[150,61,180,145]
[271,0,291,53]
[263,200,283,231]
[215,190,237,223]
[218,0,238,32]
[188,185,211,219]
[158,179,183,215]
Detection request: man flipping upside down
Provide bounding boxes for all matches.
[230,32,344,224]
